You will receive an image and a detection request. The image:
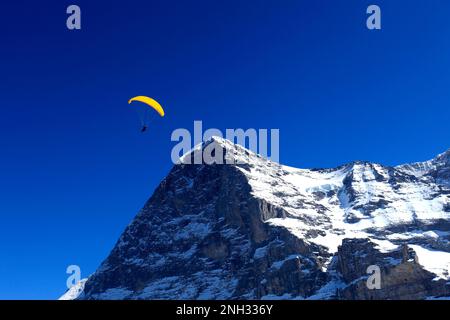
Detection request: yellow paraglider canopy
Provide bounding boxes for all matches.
[128,96,165,117]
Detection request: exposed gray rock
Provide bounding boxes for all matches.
[78,138,450,300]
[336,239,450,300]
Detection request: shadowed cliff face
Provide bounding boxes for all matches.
[78,139,450,300]
[336,239,450,300]
[83,160,328,299]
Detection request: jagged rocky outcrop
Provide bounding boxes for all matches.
[76,138,450,300]
[336,239,450,299]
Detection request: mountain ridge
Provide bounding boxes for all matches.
[65,138,450,300]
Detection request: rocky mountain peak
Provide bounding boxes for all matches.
[75,141,450,300]
[179,136,267,166]
[435,148,450,165]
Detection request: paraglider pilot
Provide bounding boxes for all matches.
[128,96,165,133]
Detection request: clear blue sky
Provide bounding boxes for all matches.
[0,0,449,299]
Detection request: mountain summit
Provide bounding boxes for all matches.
[70,140,450,300]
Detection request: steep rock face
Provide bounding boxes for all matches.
[398,149,450,187]
[80,139,450,300]
[83,140,328,299]
[336,239,450,300]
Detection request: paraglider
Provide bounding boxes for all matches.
[128,96,165,132]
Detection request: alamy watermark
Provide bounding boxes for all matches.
[66,5,81,30]
[171,121,279,165]
[65,5,380,31]
[66,265,81,289]
[367,5,381,30]
[366,265,381,290]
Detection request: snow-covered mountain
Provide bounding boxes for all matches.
[75,138,450,300]
[59,279,87,300]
